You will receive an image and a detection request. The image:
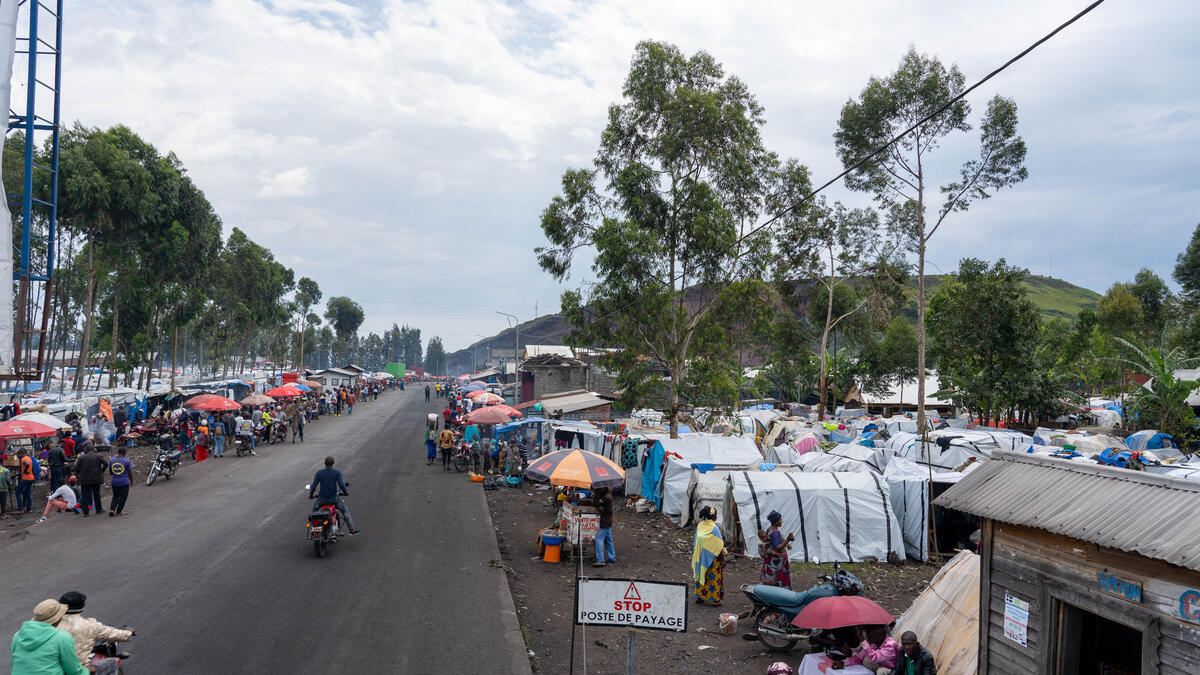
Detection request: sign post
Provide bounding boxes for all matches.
[575,577,689,674]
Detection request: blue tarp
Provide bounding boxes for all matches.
[1125,430,1176,451]
[496,417,546,434]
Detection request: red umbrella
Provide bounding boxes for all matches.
[790,595,893,630]
[490,404,522,417]
[0,419,61,439]
[266,385,302,398]
[184,394,242,412]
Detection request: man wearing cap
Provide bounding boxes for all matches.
[9,599,88,674]
[57,591,134,675]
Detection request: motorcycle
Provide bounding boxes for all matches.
[271,418,289,444]
[306,483,350,558]
[452,442,478,473]
[91,629,134,674]
[740,563,864,652]
[232,434,251,457]
[145,435,183,486]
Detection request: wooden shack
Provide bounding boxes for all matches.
[936,450,1200,675]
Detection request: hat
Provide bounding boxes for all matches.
[32,599,67,624]
[767,662,794,675]
[767,510,782,526]
[58,591,86,613]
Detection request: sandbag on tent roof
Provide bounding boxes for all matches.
[795,443,891,475]
[729,471,904,563]
[892,551,979,675]
[648,435,763,515]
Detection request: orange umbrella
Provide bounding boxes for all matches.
[490,404,522,417]
[184,394,242,412]
[266,385,302,398]
[524,448,625,489]
[464,390,488,399]
[474,393,503,405]
[467,407,513,426]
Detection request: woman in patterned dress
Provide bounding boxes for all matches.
[692,506,726,605]
[759,510,795,588]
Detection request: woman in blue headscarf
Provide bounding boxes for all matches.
[692,506,726,606]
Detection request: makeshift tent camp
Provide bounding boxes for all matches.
[679,464,804,528]
[882,456,969,561]
[647,435,763,515]
[886,429,1033,472]
[1125,429,1178,452]
[891,551,979,675]
[795,443,891,475]
[728,471,904,563]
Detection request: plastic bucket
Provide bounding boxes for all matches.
[543,544,561,563]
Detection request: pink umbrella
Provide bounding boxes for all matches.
[265,386,302,398]
[464,390,488,399]
[474,393,503,405]
[790,595,893,630]
[489,404,522,417]
[184,394,242,412]
[467,407,513,426]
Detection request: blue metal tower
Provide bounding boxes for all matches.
[7,0,61,381]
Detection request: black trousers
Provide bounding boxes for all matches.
[80,483,103,514]
[110,484,129,514]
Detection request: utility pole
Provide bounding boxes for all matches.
[496,311,519,403]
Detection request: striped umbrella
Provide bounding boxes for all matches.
[474,392,503,405]
[524,449,625,489]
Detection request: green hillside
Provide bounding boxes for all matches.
[913,274,1100,321]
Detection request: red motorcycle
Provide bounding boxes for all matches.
[305,484,350,558]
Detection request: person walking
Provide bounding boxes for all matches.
[211,417,226,457]
[347,391,355,416]
[73,447,107,517]
[16,449,36,513]
[0,461,12,517]
[194,424,209,462]
[425,425,438,465]
[692,505,726,606]
[47,441,68,491]
[9,599,89,675]
[108,447,132,516]
[294,405,305,442]
[424,384,430,402]
[438,427,456,471]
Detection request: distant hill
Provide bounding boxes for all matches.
[445,275,1101,373]
[912,274,1100,321]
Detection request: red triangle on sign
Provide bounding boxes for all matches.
[624,582,640,601]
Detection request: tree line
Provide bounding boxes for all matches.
[538,40,1199,440]
[8,124,446,390]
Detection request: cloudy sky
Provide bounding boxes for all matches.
[54,0,1200,351]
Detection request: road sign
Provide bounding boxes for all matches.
[575,578,688,632]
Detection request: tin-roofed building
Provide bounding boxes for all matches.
[936,450,1200,675]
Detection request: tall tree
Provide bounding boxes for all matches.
[424,336,447,376]
[294,276,322,368]
[835,47,1028,430]
[323,296,364,365]
[537,40,810,436]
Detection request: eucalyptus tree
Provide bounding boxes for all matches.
[835,47,1028,429]
[537,40,811,436]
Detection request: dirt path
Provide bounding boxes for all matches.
[487,485,939,673]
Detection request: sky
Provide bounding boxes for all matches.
[44,0,1200,351]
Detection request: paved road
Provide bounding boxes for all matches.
[1,389,530,674]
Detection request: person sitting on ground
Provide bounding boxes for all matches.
[308,456,360,535]
[39,477,80,522]
[9,599,88,675]
[890,631,937,675]
[833,625,900,674]
[56,590,134,675]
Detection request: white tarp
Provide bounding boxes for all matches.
[0,0,19,376]
[656,435,762,516]
[885,429,1033,472]
[795,443,891,475]
[883,456,967,561]
[729,471,904,563]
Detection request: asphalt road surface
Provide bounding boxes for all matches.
[1,389,530,674]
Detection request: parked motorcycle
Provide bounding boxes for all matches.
[452,442,478,473]
[740,563,864,651]
[146,435,183,486]
[305,483,350,558]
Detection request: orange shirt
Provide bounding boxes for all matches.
[19,455,34,481]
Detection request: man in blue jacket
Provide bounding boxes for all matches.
[308,456,360,535]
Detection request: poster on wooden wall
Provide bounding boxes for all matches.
[1003,593,1030,646]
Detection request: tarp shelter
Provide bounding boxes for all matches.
[885,429,1033,472]
[647,435,763,515]
[794,443,891,475]
[1124,429,1178,452]
[891,551,979,675]
[678,464,801,529]
[883,456,969,561]
[728,471,904,563]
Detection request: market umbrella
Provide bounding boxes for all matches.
[525,448,625,489]
[240,393,276,407]
[183,394,242,412]
[300,380,324,389]
[266,385,302,398]
[0,418,62,439]
[474,392,503,405]
[464,389,487,398]
[10,412,71,430]
[489,404,522,417]
[462,383,486,393]
[790,595,893,630]
[466,406,517,426]
[470,380,489,386]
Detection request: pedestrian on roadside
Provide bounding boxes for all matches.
[347,391,355,415]
[39,477,79,522]
[294,405,305,442]
[211,417,225,457]
[61,432,75,459]
[194,424,209,462]
[425,425,438,465]
[9,599,88,675]
[424,385,430,402]
[442,405,452,429]
[47,440,68,491]
[73,446,107,517]
[16,449,36,513]
[438,427,456,471]
[578,486,616,567]
[0,461,12,517]
[108,447,132,516]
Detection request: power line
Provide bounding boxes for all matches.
[580,0,1108,327]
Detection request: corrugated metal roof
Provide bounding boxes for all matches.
[935,450,1200,572]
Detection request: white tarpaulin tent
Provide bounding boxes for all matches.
[729,471,904,563]
[680,464,802,529]
[655,435,762,516]
[795,443,891,475]
[883,456,968,561]
[885,429,1033,472]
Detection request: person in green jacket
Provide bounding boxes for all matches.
[10,599,89,675]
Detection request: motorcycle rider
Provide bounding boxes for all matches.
[308,456,360,535]
[56,590,134,675]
